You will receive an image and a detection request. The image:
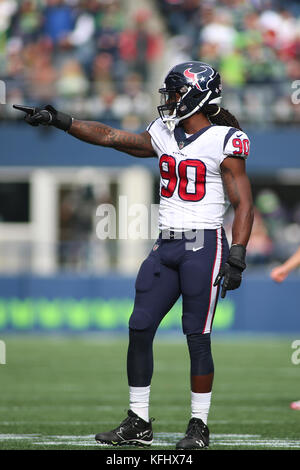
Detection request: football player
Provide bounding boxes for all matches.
[270,246,300,411]
[14,61,254,449]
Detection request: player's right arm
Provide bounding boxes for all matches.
[13,104,156,158]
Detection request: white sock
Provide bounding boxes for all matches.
[129,385,151,422]
[191,391,212,425]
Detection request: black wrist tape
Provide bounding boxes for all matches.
[53,111,72,131]
[45,105,72,131]
[228,244,246,271]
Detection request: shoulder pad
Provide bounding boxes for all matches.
[223,128,250,159]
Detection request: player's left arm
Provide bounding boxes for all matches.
[220,156,254,247]
[214,156,254,298]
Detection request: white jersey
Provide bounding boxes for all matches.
[147,118,250,231]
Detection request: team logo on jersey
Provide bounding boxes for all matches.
[183,64,215,92]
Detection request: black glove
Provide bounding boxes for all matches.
[13,104,72,131]
[213,244,246,298]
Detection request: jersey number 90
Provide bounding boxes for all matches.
[159,155,206,202]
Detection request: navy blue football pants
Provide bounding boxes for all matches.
[127,228,229,387]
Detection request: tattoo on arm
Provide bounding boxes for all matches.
[68,120,156,158]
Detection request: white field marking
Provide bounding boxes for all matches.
[213,441,300,449]
[7,384,81,390]
[150,420,277,425]
[0,434,39,440]
[0,405,113,411]
[213,394,289,401]
[0,421,123,426]
[153,434,300,449]
[1,433,300,449]
[0,421,189,427]
[0,403,286,412]
[0,418,290,427]
[35,441,98,447]
[213,434,259,437]
[213,406,286,412]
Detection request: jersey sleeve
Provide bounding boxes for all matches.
[221,128,250,164]
[146,118,166,156]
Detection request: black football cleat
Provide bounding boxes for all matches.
[176,417,209,449]
[95,410,153,447]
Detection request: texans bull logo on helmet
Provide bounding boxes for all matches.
[183,64,216,93]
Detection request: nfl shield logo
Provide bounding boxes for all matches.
[179,141,184,150]
[152,244,159,251]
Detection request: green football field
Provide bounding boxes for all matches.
[0,334,300,450]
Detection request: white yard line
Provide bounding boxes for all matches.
[1,432,300,449]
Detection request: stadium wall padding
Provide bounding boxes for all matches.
[2,124,300,173]
[0,273,299,333]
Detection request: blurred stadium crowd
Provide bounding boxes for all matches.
[1,0,163,128]
[158,0,300,126]
[1,0,300,127]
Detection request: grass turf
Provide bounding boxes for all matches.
[0,334,299,450]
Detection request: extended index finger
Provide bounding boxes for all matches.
[13,104,36,116]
